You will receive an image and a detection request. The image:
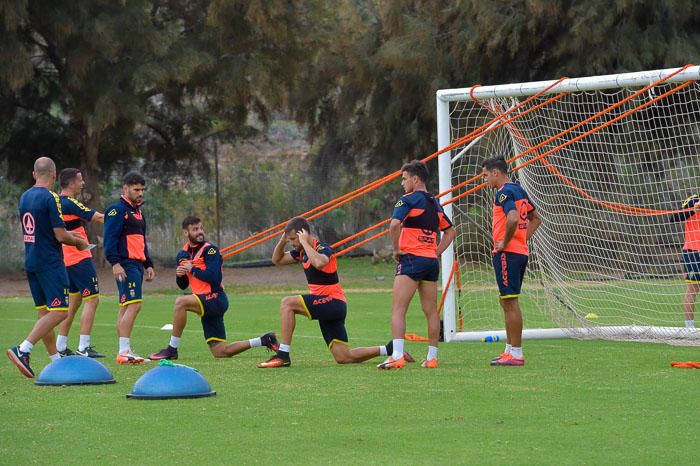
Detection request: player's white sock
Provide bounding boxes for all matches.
[56,335,68,352]
[391,339,404,360]
[278,343,291,354]
[511,346,523,358]
[19,340,33,353]
[169,336,181,349]
[248,337,261,347]
[78,334,90,351]
[686,320,695,329]
[379,346,387,356]
[49,352,61,362]
[119,337,130,354]
[427,345,438,361]
[504,343,512,354]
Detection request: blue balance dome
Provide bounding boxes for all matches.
[35,355,116,386]
[127,362,215,400]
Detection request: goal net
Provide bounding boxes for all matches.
[436,66,700,346]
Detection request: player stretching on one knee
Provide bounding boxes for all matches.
[481,156,541,366]
[258,217,404,368]
[377,160,456,370]
[149,216,278,360]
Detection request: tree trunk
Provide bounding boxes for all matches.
[81,120,105,267]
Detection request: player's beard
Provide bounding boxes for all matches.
[188,233,205,244]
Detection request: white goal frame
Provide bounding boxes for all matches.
[437,66,700,344]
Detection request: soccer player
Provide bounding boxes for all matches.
[55,168,105,358]
[671,194,700,329]
[104,171,155,364]
[148,216,278,360]
[6,157,88,378]
[481,156,541,366]
[377,160,456,370]
[258,217,404,368]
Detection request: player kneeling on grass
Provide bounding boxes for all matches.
[258,217,409,368]
[149,216,278,361]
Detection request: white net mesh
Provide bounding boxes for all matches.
[443,75,700,345]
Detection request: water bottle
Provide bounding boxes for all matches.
[481,336,500,343]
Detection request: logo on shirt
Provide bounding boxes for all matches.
[394,199,405,208]
[22,213,36,242]
[498,193,508,203]
[22,213,35,234]
[107,209,117,216]
[208,248,217,255]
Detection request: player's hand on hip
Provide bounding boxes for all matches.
[112,263,126,282]
[393,249,406,262]
[145,267,155,281]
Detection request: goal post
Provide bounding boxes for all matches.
[437,65,700,346]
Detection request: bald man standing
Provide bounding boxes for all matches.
[7,157,88,378]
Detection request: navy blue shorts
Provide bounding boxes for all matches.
[492,251,529,298]
[194,291,229,343]
[27,267,69,311]
[395,254,440,282]
[67,258,100,299]
[117,262,143,307]
[299,294,348,348]
[683,250,700,283]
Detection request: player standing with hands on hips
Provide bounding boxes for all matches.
[104,171,155,364]
[377,160,456,370]
[481,156,541,366]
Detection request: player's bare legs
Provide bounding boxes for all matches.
[58,294,82,342]
[279,295,308,346]
[30,308,66,346]
[684,283,698,327]
[391,275,419,340]
[330,342,380,364]
[499,297,523,347]
[117,302,141,339]
[417,281,440,347]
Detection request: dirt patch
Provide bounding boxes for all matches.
[0,265,304,297]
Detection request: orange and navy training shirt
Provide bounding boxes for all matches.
[392,191,453,258]
[19,187,65,272]
[59,195,96,267]
[492,182,536,256]
[176,242,225,295]
[104,196,153,268]
[671,195,700,251]
[290,239,346,302]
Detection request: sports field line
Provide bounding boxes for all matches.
[0,316,395,344]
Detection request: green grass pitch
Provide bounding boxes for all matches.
[1,286,698,464]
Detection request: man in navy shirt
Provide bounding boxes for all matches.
[104,171,155,364]
[7,157,88,378]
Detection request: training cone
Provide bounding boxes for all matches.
[127,360,216,400]
[35,355,116,386]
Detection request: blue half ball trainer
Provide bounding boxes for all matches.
[127,363,216,400]
[35,355,116,386]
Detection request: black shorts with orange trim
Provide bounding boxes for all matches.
[492,251,528,298]
[67,258,100,299]
[27,268,69,311]
[299,294,348,347]
[396,254,439,282]
[195,291,229,342]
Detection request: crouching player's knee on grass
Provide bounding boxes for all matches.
[148,216,278,362]
[259,217,396,368]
